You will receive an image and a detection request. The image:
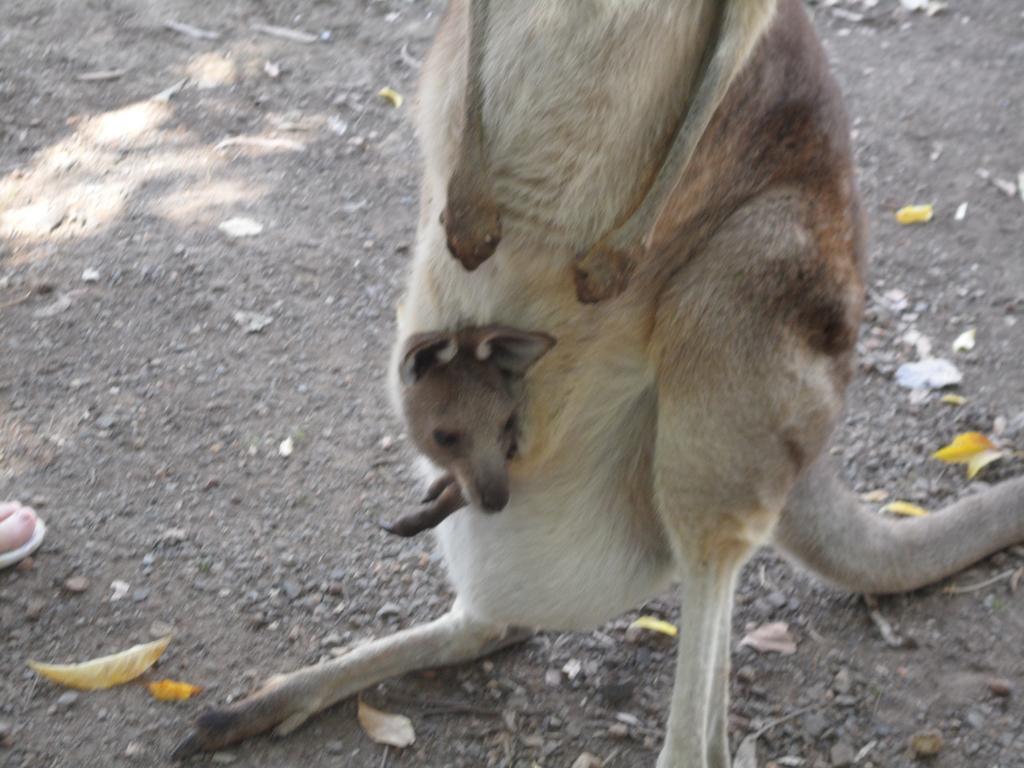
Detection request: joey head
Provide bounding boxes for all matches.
[380,326,554,537]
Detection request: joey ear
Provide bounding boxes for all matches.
[474,327,556,376]
[400,332,458,386]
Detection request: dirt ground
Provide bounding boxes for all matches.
[1,1,1023,767]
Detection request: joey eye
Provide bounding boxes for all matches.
[432,429,460,449]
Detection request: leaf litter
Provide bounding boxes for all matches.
[28,636,171,690]
[739,622,797,655]
[932,431,1005,479]
[357,698,415,748]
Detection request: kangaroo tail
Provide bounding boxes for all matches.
[773,456,1024,595]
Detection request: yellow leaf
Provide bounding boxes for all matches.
[882,501,929,518]
[966,450,1004,480]
[377,87,403,108]
[940,394,967,406]
[147,679,203,701]
[932,432,997,462]
[896,204,934,224]
[28,636,171,691]
[933,432,1004,479]
[357,698,415,748]
[628,616,679,638]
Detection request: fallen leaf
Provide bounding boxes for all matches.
[357,699,415,748]
[148,679,203,701]
[739,622,797,655]
[952,328,976,352]
[895,204,933,224]
[82,268,100,283]
[933,432,995,461]
[940,394,967,406]
[954,202,968,221]
[932,432,1005,479]
[627,616,678,638]
[894,358,962,390]
[882,501,929,518]
[28,636,171,691]
[219,217,264,238]
[278,437,294,457]
[378,87,404,108]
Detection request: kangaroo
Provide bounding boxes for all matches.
[175,0,1024,765]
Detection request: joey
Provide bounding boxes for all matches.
[380,326,554,537]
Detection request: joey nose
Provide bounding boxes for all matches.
[479,484,509,513]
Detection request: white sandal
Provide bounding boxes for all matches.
[0,516,46,570]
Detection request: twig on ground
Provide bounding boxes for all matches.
[863,595,906,648]
[164,20,220,40]
[943,568,1018,595]
[0,291,32,310]
[252,24,318,44]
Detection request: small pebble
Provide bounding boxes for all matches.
[56,692,79,709]
[607,723,630,739]
[376,602,401,621]
[63,576,89,593]
[570,753,603,768]
[830,741,855,767]
[25,598,46,621]
[986,677,1014,697]
[211,752,238,765]
[544,669,562,687]
[910,729,943,757]
[149,620,174,638]
[125,742,145,759]
[833,667,852,694]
